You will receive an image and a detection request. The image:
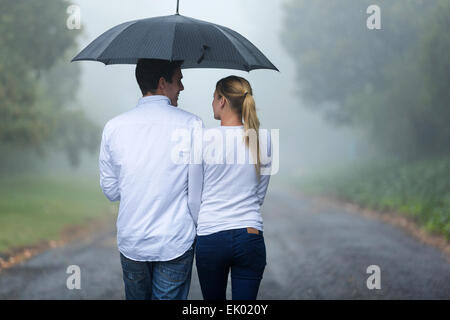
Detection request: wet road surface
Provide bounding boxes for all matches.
[0,187,449,299]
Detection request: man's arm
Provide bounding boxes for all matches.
[99,129,120,202]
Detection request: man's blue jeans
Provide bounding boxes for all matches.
[195,228,266,300]
[119,245,194,300]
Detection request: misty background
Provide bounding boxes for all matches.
[0,0,448,240]
[74,0,360,180]
[1,0,360,180]
[1,0,448,240]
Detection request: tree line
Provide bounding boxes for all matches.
[0,0,98,170]
[282,0,450,161]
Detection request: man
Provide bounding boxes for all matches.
[99,59,203,300]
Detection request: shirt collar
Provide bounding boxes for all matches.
[137,95,171,107]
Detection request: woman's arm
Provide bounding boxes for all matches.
[187,119,205,226]
[188,163,203,226]
[256,129,272,206]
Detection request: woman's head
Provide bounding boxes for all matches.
[214,76,259,128]
[213,76,261,175]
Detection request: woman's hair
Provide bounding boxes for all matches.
[215,76,261,176]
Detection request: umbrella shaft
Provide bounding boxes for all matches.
[176,0,180,14]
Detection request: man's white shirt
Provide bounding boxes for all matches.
[99,95,203,262]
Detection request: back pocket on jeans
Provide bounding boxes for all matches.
[123,270,146,282]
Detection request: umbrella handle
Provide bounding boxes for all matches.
[197,45,209,64]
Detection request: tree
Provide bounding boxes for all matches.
[282,0,449,159]
[0,0,99,168]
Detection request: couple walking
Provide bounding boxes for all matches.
[99,59,271,300]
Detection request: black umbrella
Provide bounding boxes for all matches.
[72,4,278,72]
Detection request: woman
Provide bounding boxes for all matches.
[195,75,271,300]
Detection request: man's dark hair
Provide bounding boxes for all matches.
[135,59,183,96]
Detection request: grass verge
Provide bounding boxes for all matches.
[0,175,116,255]
[296,156,450,240]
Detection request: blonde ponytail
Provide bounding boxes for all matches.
[242,92,261,177]
[216,76,261,177]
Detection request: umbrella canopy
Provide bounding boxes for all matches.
[72,14,278,72]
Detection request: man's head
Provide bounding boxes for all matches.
[135,59,184,106]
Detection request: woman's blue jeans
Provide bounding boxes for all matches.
[195,228,266,300]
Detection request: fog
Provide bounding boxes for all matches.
[71,0,360,181]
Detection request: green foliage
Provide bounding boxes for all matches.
[0,175,115,253]
[299,157,450,239]
[0,0,99,168]
[282,0,450,159]
[52,110,99,167]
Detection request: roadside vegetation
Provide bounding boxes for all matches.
[283,0,450,240]
[0,175,114,254]
[298,157,450,240]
